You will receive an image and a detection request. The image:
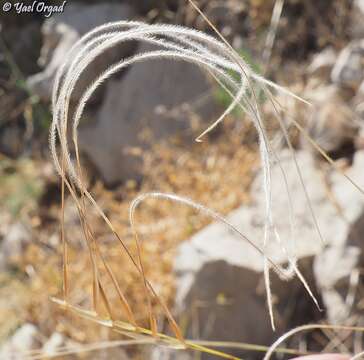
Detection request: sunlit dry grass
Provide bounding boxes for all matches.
[4,1,364,359]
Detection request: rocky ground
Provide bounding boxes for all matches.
[1,1,364,359]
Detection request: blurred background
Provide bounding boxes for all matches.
[1,0,364,359]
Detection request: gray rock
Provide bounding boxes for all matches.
[303,86,358,158]
[314,246,360,323]
[313,151,364,323]
[0,324,40,360]
[307,47,336,78]
[158,150,364,359]
[2,22,42,75]
[27,3,136,102]
[78,43,218,185]
[132,0,161,14]
[0,222,31,270]
[42,332,65,356]
[354,81,364,121]
[350,0,364,39]
[331,40,364,89]
[153,153,311,359]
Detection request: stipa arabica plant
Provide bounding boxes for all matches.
[50,17,347,359]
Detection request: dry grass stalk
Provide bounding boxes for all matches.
[48,1,364,358]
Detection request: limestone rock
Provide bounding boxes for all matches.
[331,40,364,90]
[0,324,40,360]
[313,151,364,323]
[350,0,364,39]
[314,246,360,323]
[307,47,336,79]
[159,150,364,359]
[42,332,65,356]
[303,86,358,160]
[27,3,136,102]
[0,222,31,270]
[78,43,218,185]
[154,152,314,358]
[354,81,364,121]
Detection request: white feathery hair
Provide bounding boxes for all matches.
[51,21,320,330]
